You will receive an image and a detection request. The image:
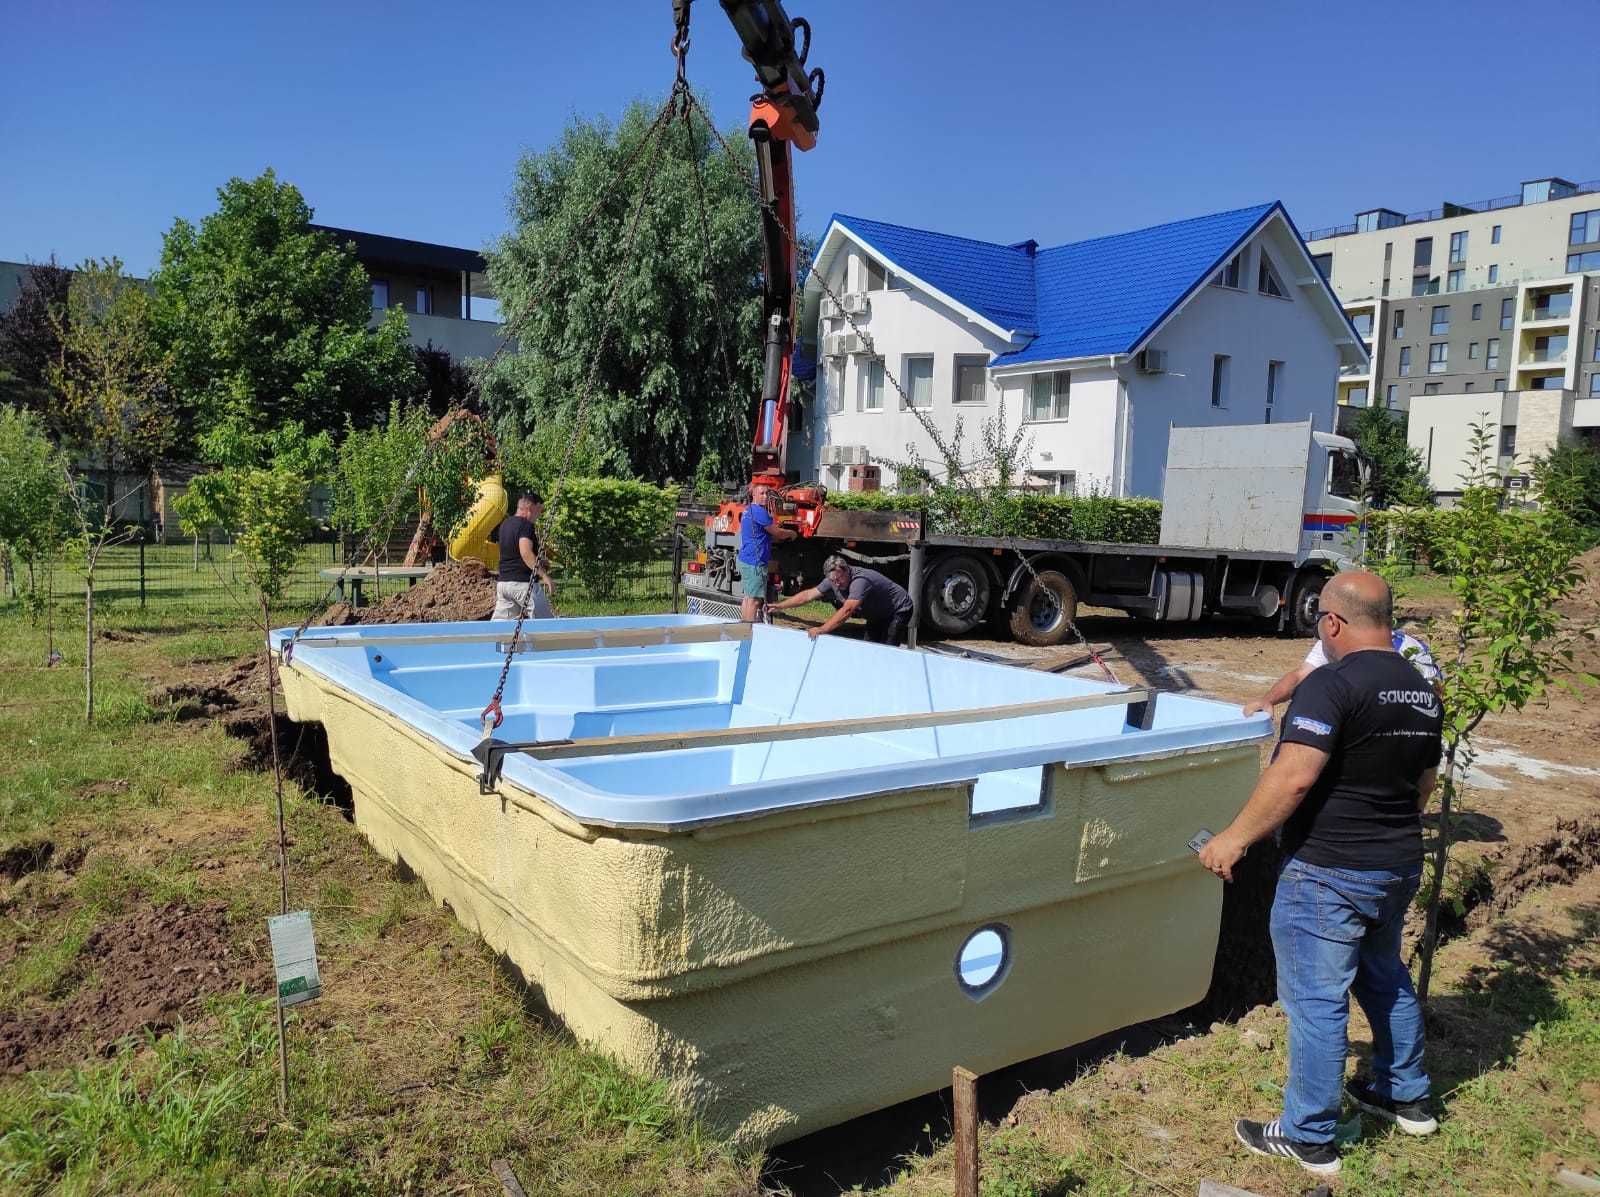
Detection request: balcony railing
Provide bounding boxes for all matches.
[1304,178,1600,242]
[1526,305,1574,322]
[1521,350,1568,365]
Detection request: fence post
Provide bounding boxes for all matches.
[671,524,684,614]
[138,532,147,610]
[952,1066,979,1197]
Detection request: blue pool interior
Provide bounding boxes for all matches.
[272,616,1271,829]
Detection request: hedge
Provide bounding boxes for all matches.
[547,478,676,598]
[828,490,1163,546]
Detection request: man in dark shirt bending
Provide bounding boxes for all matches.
[1199,570,1442,1177]
[493,493,555,620]
[769,555,915,645]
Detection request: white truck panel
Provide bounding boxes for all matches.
[1159,421,1314,556]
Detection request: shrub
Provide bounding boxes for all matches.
[546,478,675,599]
[827,490,1163,545]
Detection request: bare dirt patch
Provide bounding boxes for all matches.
[0,841,56,883]
[319,558,495,627]
[0,899,268,1072]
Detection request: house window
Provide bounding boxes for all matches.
[1533,333,1569,361]
[1351,311,1373,337]
[1428,343,1448,373]
[1399,346,1412,376]
[1500,425,1517,456]
[1431,305,1450,335]
[864,255,888,291]
[1027,371,1070,421]
[1595,332,1600,361]
[1423,383,1441,395]
[1414,237,1433,268]
[1569,209,1600,245]
[1266,360,1283,410]
[1385,384,1398,408]
[903,355,933,407]
[1486,337,1500,368]
[864,359,884,411]
[1214,253,1242,288]
[1487,264,1499,284]
[1591,375,1600,396]
[1464,381,1475,392]
[415,285,432,315]
[954,356,988,405]
[1211,355,1230,407]
[371,279,390,310]
[1257,252,1287,298]
[1042,471,1077,496]
[826,363,844,414]
[1500,297,1515,329]
[1312,253,1333,280]
[1567,250,1600,272]
[1393,309,1405,337]
[1471,303,1482,320]
[1447,269,1463,292]
[1468,341,1479,360]
[1494,377,1507,391]
[1528,374,1560,390]
[1449,231,1468,263]
[1491,224,1502,244]
[1411,277,1439,297]
[1347,384,1368,407]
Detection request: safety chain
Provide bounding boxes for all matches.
[479,82,686,736]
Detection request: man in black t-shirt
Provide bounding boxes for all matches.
[492,493,555,620]
[1198,571,1442,1177]
[769,555,915,645]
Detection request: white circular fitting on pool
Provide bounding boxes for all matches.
[956,925,1010,998]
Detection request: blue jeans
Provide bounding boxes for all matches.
[1270,856,1430,1144]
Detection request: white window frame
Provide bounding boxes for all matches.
[1025,371,1070,422]
[1213,253,1243,289]
[1257,252,1287,299]
[902,355,934,409]
[863,358,884,412]
[953,355,989,405]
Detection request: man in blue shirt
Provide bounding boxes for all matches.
[737,483,796,622]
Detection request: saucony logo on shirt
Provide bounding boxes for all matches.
[1376,688,1440,718]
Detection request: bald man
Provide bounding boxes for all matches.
[1199,571,1442,1177]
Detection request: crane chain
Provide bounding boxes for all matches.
[680,91,1073,639]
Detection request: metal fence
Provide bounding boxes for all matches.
[2,529,682,623]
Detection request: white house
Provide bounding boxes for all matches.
[794,203,1367,498]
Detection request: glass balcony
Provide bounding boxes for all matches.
[1521,350,1568,365]
[1525,302,1573,322]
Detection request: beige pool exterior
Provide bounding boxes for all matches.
[279,659,1256,1146]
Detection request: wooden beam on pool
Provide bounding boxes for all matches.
[288,623,753,652]
[509,688,1153,761]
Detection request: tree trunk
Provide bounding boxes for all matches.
[1415,760,1457,1005]
[84,573,95,722]
[403,512,434,567]
[262,596,290,917]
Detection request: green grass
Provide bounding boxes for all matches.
[0,615,760,1196]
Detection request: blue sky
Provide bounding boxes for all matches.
[4,0,1595,276]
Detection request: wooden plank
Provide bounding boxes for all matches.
[290,622,751,652]
[951,1065,978,1197]
[490,1158,530,1197]
[517,688,1150,761]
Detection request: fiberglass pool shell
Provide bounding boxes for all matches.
[268,615,1271,829]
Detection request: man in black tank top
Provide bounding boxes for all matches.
[1199,571,1443,1176]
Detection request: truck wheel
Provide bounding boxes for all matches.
[1289,572,1326,638]
[1008,570,1079,647]
[923,555,991,636]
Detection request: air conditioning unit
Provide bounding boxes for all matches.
[837,333,870,355]
[1138,348,1168,374]
[823,333,846,358]
[819,296,840,320]
[840,292,870,315]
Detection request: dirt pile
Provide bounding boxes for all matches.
[319,558,495,627]
[1561,545,1600,624]
[0,900,268,1071]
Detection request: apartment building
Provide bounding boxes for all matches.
[1305,175,1600,488]
[797,202,1361,498]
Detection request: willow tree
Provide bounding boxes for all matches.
[480,97,766,484]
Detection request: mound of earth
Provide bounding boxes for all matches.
[0,900,268,1071]
[319,558,495,627]
[1561,545,1600,624]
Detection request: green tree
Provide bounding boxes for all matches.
[1400,421,1596,1003]
[151,170,419,442]
[1349,405,1432,508]
[0,405,74,608]
[0,258,72,426]
[480,97,763,484]
[48,257,175,526]
[1530,440,1600,534]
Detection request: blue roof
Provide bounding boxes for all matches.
[826,202,1285,367]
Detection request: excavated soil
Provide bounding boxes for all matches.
[0,900,268,1071]
[318,558,495,627]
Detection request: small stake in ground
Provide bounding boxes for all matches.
[952,1065,978,1197]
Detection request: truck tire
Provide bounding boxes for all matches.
[1008,569,1079,646]
[1289,571,1326,638]
[923,554,991,636]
